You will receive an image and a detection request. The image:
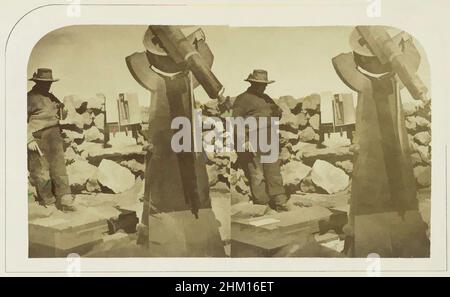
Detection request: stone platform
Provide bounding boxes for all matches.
[28,203,121,257]
[231,206,335,257]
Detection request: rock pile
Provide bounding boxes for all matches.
[28,92,431,202]
[404,101,431,188]
[28,94,148,196]
[277,94,321,144]
[200,93,431,204]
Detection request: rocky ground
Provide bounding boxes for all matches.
[28,93,233,257]
[202,93,431,207]
[28,92,431,257]
[202,93,431,256]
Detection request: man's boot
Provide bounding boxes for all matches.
[56,203,76,212]
[56,194,76,212]
[38,196,56,208]
[270,194,290,212]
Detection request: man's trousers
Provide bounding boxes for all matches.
[28,126,71,205]
[238,153,286,207]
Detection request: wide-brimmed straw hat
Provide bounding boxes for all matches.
[28,68,59,82]
[244,69,275,84]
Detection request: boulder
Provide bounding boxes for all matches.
[120,159,145,175]
[108,133,137,147]
[414,166,431,188]
[299,127,317,142]
[63,95,86,111]
[87,94,105,110]
[60,96,88,130]
[335,160,353,174]
[406,116,430,132]
[280,111,300,130]
[410,153,422,166]
[229,151,238,165]
[135,134,146,146]
[231,202,269,219]
[279,146,292,164]
[235,178,251,194]
[229,168,246,186]
[81,112,94,128]
[402,101,418,116]
[230,174,250,196]
[416,102,431,121]
[84,126,104,143]
[405,116,417,132]
[290,192,349,209]
[323,133,351,148]
[76,141,104,156]
[86,177,101,193]
[297,112,309,127]
[301,145,353,166]
[67,160,98,193]
[299,175,318,193]
[211,181,229,193]
[76,101,89,114]
[94,113,105,131]
[309,114,320,130]
[205,152,216,164]
[416,145,431,164]
[64,147,83,165]
[62,129,84,145]
[291,141,316,155]
[302,94,321,112]
[60,110,85,131]
[202,100,220,117]
[206,164,220,186]
[280,130,298,141]
[278,95,299,111]
[231,190,251,205]
[311,160,349,194]
[97,159,136,193]
[212,159,229,169]
[70,142,79,151]
[281,161,311,186]
[414,131,431,146]
[408,134,418,151]
[415,116,431,129]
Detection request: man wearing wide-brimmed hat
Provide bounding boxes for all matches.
[232,69,289,212]
[28,68,75,211]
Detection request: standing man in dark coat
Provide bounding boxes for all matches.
[28,68,75,211]
[232,69,288,212]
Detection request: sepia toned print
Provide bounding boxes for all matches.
[27,25,431,258]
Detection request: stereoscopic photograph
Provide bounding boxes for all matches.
[26,25,431,258]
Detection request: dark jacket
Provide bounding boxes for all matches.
[27,86,62,143]
[232,87,282,118]
[232,87,282,155]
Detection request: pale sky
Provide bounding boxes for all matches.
[28,25,430,106]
